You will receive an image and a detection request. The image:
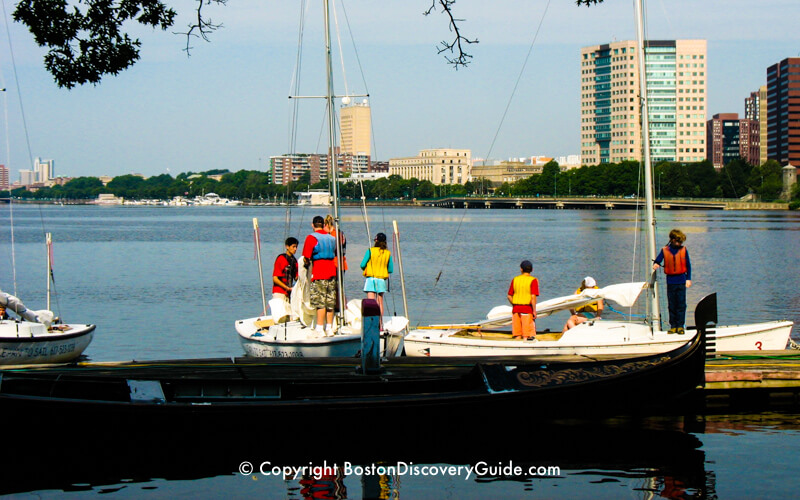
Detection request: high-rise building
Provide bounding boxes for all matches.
[767,58,800,166]
[340,101,371,157]
[271,153,328,185]
[389,148,471,185]
[34,157,54,183]
[706,113,741,169]
[0,164,8,190]
[744,86,768,165]
[19,169,35,186]
[580,39,707,165]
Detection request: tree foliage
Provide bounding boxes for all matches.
[14,0,176,88]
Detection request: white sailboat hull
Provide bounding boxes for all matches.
[403,319,793,357]
[236,315,404,358]
[0,321,96,365]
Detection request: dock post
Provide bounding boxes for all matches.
[361,298,381,374]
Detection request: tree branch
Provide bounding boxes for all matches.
[423,0,478,69]
[174,0,227,56]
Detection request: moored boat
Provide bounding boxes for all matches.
[1,291,95,365]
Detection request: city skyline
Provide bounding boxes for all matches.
[0,1,798,181]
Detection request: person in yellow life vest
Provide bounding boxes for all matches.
[507,260,539,340]
[652,228,692,334]
[562,276,604,332]
[360,232,393,318]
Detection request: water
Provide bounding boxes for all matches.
[1,204,799,497]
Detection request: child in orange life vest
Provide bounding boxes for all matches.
[507,260,539,340]
[652,228,692,334]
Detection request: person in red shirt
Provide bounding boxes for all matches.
[302,216,337,336]
[507,260,539,340]
[272,237,299,311]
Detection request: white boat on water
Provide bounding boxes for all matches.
[1,290,95,365]
[236,263,407,358]
[404,0,794,358]
[404,283,792,357]
[193,192,241,206]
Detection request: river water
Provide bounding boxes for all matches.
[1,205,799,498]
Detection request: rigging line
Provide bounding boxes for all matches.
[415,204,469,327]
[289,0,309,156]
[330,0,350,100]
[339,0,378,161]
[483,0,552,161]
[0,47,16,295]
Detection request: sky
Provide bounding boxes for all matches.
[0,0,799,181]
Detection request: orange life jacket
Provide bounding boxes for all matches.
[662,246,687,275]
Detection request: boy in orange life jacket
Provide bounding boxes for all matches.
[652,228,692,334]
[507,260,539,340]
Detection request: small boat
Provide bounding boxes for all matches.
[193,192,241,206]
[1,290,95,365]
[405,282,792,357]
[236,257,408,358]
[0,294,712,425]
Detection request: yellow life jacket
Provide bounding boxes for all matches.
[575,286,600,313]
[362,248,391,279]
[511,274,537,305]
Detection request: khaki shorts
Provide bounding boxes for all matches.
[310,278,336,310]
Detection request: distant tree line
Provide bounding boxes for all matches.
[1,159,796,206]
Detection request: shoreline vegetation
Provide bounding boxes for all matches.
[2,159,798,209]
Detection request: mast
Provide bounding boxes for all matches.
[634,0,661,329]
[324,0,346,328]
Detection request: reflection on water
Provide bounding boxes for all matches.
[4,412,800,497]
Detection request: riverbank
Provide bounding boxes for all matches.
[2,196,793,210]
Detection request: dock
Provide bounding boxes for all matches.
[705,350,800,411]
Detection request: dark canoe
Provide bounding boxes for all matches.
[0,295,714,437]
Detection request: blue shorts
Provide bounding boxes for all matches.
[363,277,387,294]
[579,312,596,319]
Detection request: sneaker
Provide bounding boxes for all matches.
[677,327,685,335]
[667,328,677,334]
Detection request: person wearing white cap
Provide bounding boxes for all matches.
[562,276,604,332]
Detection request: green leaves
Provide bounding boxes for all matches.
[13,0,176,88]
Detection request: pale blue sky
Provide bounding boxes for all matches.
[0,0,798,181]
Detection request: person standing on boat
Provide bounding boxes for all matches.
[324,214,347,312]
[562,277,604,332]
[507,260,539,340]
[272,237,299,309]
[324,215,347,272]
[360,232,393,318]
[653,229,692,335]
[0,304,8,320]
[302,216,338,337]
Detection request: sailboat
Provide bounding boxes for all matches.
[1,234,96,365]
[403,0,793,357]
[235,0,408,358]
